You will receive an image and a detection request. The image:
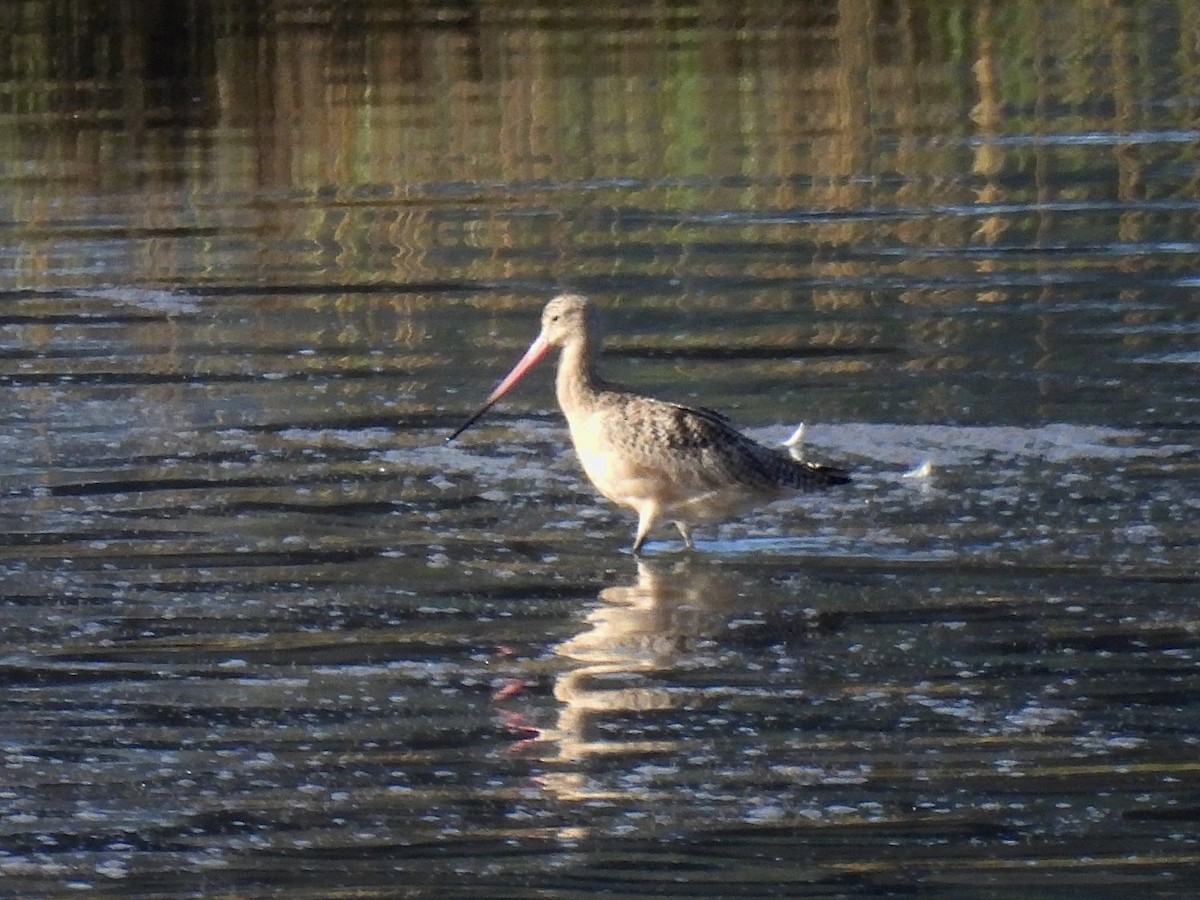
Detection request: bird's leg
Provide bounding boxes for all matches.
[631,504,658,555]
[674,521,694,550]
[630,530,647,555]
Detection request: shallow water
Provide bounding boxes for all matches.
[2,1,1199,897]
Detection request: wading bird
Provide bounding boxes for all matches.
[448,294,850,552]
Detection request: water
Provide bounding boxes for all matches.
[2,1,1199,896]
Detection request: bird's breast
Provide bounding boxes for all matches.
[565,410,638,505]
[563,406,713,513]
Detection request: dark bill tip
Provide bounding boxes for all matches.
[445,401,496,443]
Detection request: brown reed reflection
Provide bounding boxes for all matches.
[6,0,1198,292]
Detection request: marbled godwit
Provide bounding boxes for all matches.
[448,293,850,552]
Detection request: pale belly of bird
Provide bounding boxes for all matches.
[567,408,782,527]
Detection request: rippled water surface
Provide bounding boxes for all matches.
[2,1,1199,896]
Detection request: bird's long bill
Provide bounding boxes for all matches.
[446,334,551,442]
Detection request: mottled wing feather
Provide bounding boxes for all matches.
[595,391,848,493]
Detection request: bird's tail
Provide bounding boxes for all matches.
[777,456,851,489]
[802,460,851,487]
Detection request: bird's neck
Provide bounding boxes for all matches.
[555,336,603,414]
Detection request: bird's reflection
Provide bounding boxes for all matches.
[540,557,781,779]
[499,556,848,844]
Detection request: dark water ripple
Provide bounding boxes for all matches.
[3,358,1198,894]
